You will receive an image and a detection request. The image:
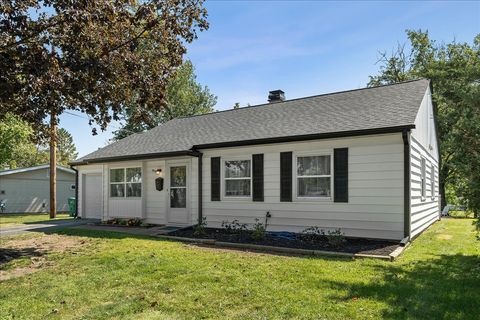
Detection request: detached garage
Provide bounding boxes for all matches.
[0,165,75,213]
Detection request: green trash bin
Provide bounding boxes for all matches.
[68,197,76,217]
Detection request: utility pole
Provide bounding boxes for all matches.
[49,110,57,219]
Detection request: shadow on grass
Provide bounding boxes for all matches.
[0,247,44,265]
[325,254,480,319]
[0,213,44,218]
[24,218,74,225]
[43,226,157,241]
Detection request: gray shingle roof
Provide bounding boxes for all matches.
[0,165,75,176]
[73,79,429,164]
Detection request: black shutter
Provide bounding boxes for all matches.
[252,154,264,201]
[211,157,221,201]
[280,152,292,202]
[334,148,348,202]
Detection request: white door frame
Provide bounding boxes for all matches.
[166,160,190,225]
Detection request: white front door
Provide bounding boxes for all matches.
[167,163,189,225]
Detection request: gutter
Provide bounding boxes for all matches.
[402,129,411,238]
[69,165,79,218]
[192,125,415,150]
[70,150,199,166]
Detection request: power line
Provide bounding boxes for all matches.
[63,110,137,135]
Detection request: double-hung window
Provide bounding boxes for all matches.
[224,159,251,197]
[110,167,142,198]
[420,158,426,200]
[296,154,332,198]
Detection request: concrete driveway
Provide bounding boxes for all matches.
[0,219,98,237]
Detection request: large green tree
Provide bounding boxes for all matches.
[369,30,480,215]
[0,113,35,169]
[113,60,217,140]
[0,114,78,168]
[33,128,79,166]
[55,128,78,166]
[0,0,208,217]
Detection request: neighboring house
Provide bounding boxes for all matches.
[0,165,75,213]
[71,79,440,240]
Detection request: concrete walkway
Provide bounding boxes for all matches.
[0,219,96,237]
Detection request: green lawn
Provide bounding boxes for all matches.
[0,219,479,319]
[448,210,475,218]
[0,213,71,227]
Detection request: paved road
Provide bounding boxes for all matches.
[0,219,97,237]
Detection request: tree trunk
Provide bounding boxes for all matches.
[440,180,447,211]
[49,110,57,219]
[440,164,449,211]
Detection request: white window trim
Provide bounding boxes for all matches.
[431,164,436,200]
[293,150,334,202]
[221,156,252,200]
[109,166,142,199]
[420,157,426,201]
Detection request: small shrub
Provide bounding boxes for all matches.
[193,217,207,236]
[251,218,266,241]
[105,218,142,226]
[221,219,247,234]
[326,228,346,248]
[127,218,142,226]
[300,226,325,242]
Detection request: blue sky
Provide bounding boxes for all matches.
[61,0,480,157]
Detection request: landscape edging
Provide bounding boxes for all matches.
[388,240,410,261]
[154,234,394,261]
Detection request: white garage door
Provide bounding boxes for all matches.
[83,174,102,219]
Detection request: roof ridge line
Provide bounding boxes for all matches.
[172,78,429,121]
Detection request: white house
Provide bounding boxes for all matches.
[0,165,75,213]
[71,79,440,240]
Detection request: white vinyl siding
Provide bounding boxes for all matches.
[144,160,167,224]
[202,133,405,240]
[409,87,440,238]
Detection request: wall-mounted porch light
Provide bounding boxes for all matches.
[153,168,162,176]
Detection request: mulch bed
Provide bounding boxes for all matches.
[170,228,400,256]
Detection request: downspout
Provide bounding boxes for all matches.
[189,149,203,224]
[402,129,411,239]
[70,165,79,219]
[198,152,203,224]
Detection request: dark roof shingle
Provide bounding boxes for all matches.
[73,79,429,164]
